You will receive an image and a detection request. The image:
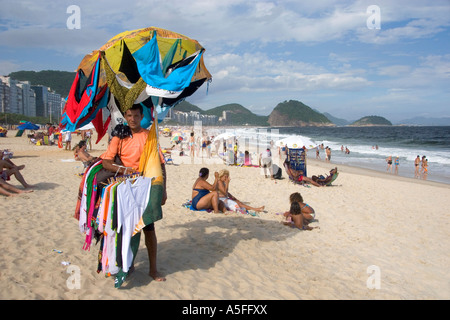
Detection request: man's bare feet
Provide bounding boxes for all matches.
[150,271,166,282]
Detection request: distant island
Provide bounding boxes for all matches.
[349,116,392,126]
[10,69,446,126]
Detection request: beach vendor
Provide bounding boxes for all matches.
[100,104,167,282]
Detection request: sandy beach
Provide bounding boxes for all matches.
[1,128,449,300]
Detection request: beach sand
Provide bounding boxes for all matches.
[1,129,449,300]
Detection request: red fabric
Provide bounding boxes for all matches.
[91,107,111,144]
[64,53,101,125]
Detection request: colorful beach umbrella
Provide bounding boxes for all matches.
[60,26,212,140]
[171,135,183,142]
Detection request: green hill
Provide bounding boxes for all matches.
[351,115,392,126]
[9,70,76,98]
[268,100,333,126]
[173,101,205,113]
[204,103,269,126]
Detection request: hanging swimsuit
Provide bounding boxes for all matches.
[192,188,210,210]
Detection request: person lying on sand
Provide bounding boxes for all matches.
[217,169,265,213]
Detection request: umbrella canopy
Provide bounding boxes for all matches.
[171,135,183,142]
[213,132,236,142]
[60,26,212,141]
[275,135,317,149]
[17,122,39,130]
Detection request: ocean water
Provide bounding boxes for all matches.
[221,126,450,185]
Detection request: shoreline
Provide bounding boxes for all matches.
[305,157,450,189]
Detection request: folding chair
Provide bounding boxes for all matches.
[163,152,174,164]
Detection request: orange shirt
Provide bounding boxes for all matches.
[101,128,149,171]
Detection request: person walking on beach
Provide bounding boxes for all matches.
[325,147,331,162]
[189,132,195,159]
[414,155,421,178]
[64,131,72,150]
[101,104,167,282]
[421,156,428,180]
[386,155,393,173]
[259,148,273,178]
[394,156,400,175]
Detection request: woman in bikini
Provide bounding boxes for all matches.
[191,167,226,213]
[283,192,317,227]
[217,169,264,213]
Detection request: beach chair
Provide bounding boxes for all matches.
[312,168,339,186]
[163,152,174,165]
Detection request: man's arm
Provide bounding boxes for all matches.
[161,162,167,205]
[102,158,134,175]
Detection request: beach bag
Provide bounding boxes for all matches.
[273,164,282,179]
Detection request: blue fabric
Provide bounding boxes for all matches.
[132,34,203,92]
[61,56,102,131]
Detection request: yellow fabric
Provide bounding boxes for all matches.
[102,55,146,113]
[138,120,163,184]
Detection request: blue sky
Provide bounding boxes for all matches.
[0,0,449,122]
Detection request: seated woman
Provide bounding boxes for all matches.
[217,169,265,213]
[0,178,33,197]
[0,159,33,189]
[243,151,252,166]
[282,202,318,231]
[73,140,96,167]
[283,159,323,187]
[191,167,226,213]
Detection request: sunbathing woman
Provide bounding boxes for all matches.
[191,167,226,213]
[217,169,265,213]
[73,140,96,167]
[283,159,323,187]
[0,159,33,189]
[0,178,34,196]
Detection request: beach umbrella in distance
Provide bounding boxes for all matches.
[60,26,212,140]
[17,121,39,131]
[171,135,183,142]
[213,132,236,142]
[275,135,317,149]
